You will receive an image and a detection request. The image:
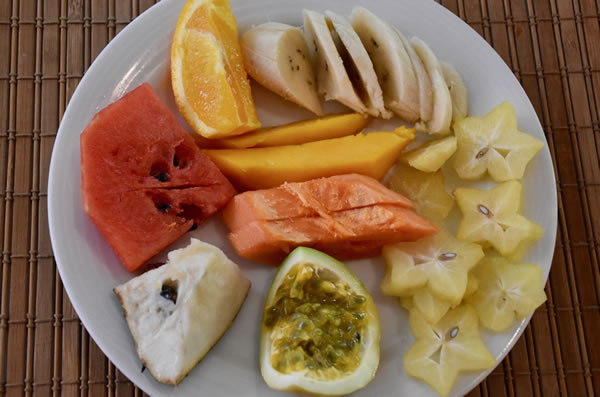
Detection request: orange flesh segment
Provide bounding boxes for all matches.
[172,0,260,137]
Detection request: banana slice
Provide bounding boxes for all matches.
[410,37,452,135]
[350,7,419,122]
[441,62,469,121]
[394,29,433,123]
[303,10,367,113]
[325,10,392,119]
[241,22,323,115]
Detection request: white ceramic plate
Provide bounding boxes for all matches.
[48,0,557,396]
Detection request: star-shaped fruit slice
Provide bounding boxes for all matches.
[453,101,544,181]
[400,135,457,173]
[412,288,451,324]
[381,227,484,305]
[455,180,543,260]
[388,163,454,221]
[404,305,495,397]
[467,256,547,332]
[464,273,479,299]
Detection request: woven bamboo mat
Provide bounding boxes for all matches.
[0,0,598,396]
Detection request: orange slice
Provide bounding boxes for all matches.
[171,0,261,138]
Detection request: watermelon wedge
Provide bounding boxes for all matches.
[81,83,236,271]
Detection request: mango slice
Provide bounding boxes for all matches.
[203,127,415,190]
[202,113,371,149]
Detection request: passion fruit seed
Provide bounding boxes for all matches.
[476,147,489,159]
[478,204,492,217]
[438,252,457,261]
[265,264,367,378]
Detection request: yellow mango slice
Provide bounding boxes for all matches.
[204,113,371,149]
[203,126,415,190]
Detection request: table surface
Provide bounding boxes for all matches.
[1,0,599,396]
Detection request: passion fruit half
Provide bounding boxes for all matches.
[260,247,381,395]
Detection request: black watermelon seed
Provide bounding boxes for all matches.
[154,172,169,182]
[173,156,179,167]
[189,223,197,231]
[157,203,171,212]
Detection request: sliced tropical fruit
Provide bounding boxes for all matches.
[411,37,452,135]
[395,29,433,122]
[171,0,260,138]
[325,10,392,119]
[441,62,468,121]
[350,7,420,121]
[400,135,457,172]
[405,305,495,397]
[412,288,452,324]
[381,227,484,305]
[453,101,545,181]
[467,256,547,332]
[464,273,480,299]
[260,247,380,395]
[203,126,415,191]
[388,163,454,221]
[304,10,367,114]
[204,113,371,149]
[400,296,414,311]
[114,239,250,385]
[241,22,322,115]
[455,180,544,260]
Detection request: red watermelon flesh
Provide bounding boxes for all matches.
[81,83,236,271]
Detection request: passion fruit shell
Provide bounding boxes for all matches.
[259,247,381,396]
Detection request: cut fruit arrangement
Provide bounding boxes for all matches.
[77,0,550,396]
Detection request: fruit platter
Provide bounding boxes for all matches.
[47,0,557,396]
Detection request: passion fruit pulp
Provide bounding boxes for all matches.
[260,247,381,396]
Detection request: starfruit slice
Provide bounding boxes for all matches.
[467,256,547,332]
[381,227,484,305]
[455,180,543,260]
[453,101,544,181]
[405,305,495,397]
[413,288,452,324]
[400,135,457,173]
[464,273,480,299]
[388,164,454,221]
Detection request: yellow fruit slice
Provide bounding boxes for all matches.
[400,135,457,172]
[455,180,543,260]
[464,273,480,298]
[171,0,261,138]
[260,247,380,395]
[453,101,544,181]
[203,126,415,190]
[388,164,454,221]
[381,227,484,305]
[206,113,371,149]
[405,305,495,397]
[467,256,547,332]
[412,288,451,324]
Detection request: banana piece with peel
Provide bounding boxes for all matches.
[241,22,323,115]
[303,9,368,114]
[325,10,392,119]
[351,7,420,122]
[441,61,469,121]
[411,37,453,135]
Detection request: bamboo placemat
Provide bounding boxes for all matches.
[0,0,598,396]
